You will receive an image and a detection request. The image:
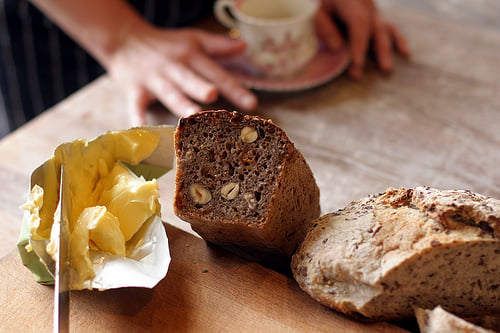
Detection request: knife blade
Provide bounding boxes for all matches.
[54,166,70,333]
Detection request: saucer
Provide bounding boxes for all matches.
[217,47,350,92]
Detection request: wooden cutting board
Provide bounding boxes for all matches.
[0,223,408,332]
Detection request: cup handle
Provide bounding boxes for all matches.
[214,0,238,28]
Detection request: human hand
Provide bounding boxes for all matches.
[106,25,258,125]
[316,0,410,78]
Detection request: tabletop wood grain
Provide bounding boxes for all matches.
[1,0,499,331]
[0,224,406,332]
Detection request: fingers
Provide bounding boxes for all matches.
[328,0,373,78]
[116,28,257,123]
[194,31,257,111]
[147,73,201,118]
[189,53,257,111]
[388,23,411,59]
[324,0,410,78]
[372,19,412,74]
[126,87,154,126]
[163,61,218,103]
[315,8,344,50]
[139,52,256,119]
[197,31,247,57]
[372,17,393,73]
[342,6,372,78]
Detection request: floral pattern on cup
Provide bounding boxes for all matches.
[214,0,319,77]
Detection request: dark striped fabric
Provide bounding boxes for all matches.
[0,0,214,137]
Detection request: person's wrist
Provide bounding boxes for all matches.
[97,16,155,70]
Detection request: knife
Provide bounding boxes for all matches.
[54,166,70,333]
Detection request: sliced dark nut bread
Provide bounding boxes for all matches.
[291,187,500,321]
[415,306,498,333]
[173,110,320,267]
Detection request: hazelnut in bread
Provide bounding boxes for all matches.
[292,187,500,321]
[173,110,320,267]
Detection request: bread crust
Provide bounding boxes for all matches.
[292,187,500,321]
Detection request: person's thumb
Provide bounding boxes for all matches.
[197,31,247,57]
[127,87,154,126]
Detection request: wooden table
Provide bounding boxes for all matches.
[1,0,499,331]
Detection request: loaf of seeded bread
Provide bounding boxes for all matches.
[415,306,499,333]
[291,187,500,321]
[173,110,320,267]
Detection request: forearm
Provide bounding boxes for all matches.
[29,0,151,68]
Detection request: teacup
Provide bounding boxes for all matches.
[214,0,319,77]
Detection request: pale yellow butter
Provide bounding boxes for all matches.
[86,206,126,257]
[70,209,94,284]
[20,184,44,237]
[98,163,160,241]
[69,165,159,288]
[21,127,164,289]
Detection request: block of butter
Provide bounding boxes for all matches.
[18,126,174,290]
